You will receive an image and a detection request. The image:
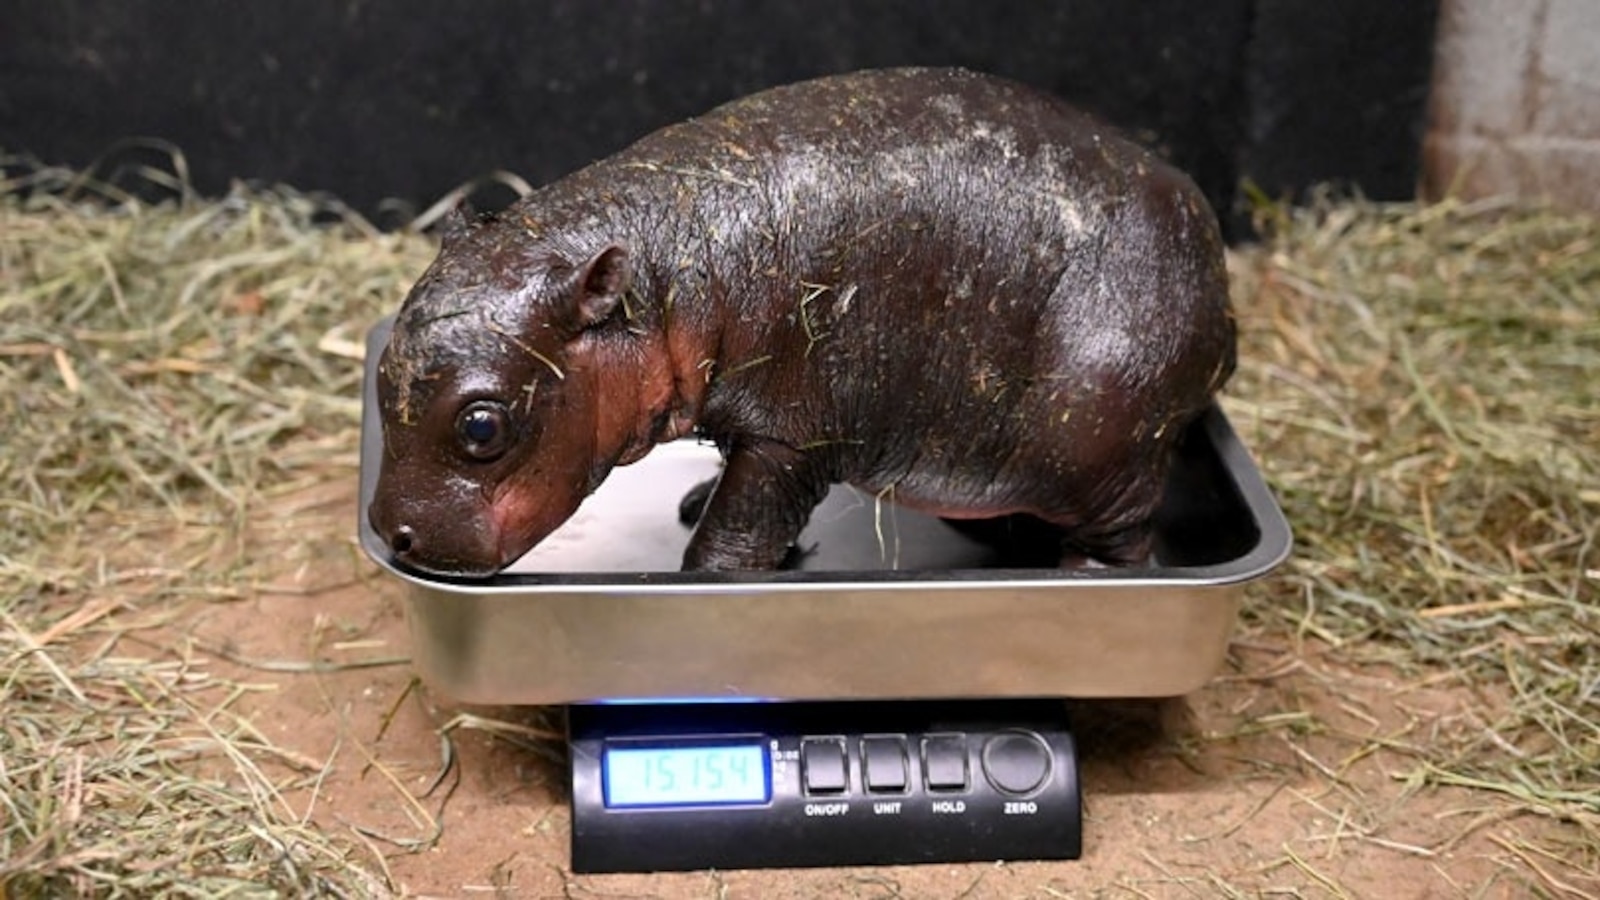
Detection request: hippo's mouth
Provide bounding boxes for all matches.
[490,487,575,571]
[393,552,505,580]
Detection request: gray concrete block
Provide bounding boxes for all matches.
[1425,133,1600,211]
[1532,0,1600,139]
[1429,0,1543,135]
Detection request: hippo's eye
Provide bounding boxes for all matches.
[456,400,512,461]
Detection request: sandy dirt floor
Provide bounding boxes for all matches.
[133,473,1586,899]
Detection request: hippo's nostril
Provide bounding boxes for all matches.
[392,526,415,557]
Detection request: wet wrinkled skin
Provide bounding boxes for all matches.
[368,68,1235,576]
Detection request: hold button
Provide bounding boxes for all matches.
[921,734,968,791]
[982,731,1052,795]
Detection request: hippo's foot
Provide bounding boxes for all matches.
[680,441,830,571]
[680,476,818,569]
[678,476,718,527]
[1058,520,1156,569]
[942,514,1154,568]
[779,542,816,570]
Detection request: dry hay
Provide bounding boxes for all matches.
[1,148,1596,896]
[1230,194,1597,794]
[1,154,434,897]
[1225,192,1599,890]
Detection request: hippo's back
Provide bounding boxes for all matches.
[673,70,1111,167]
[604,70,1236,524]
[626,68,1234,423]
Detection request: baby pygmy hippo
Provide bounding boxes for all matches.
[368,67,1235,576]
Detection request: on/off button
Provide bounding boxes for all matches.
[981,731,1052,795]
[801,738,848,794]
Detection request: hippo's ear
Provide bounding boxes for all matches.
[571,244,630,328]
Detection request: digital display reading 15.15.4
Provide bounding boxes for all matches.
[603,743,770,807]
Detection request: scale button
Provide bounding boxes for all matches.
[921,734,969,791]
[982,731,1052,795]
[861,736,909,792]
[801,737,848,794]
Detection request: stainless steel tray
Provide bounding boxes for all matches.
[358,318,1290,703]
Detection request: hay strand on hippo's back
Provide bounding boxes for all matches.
[1,157,435,896]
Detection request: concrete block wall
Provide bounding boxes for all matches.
[1425,0,1600,212]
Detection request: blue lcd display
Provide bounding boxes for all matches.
[603,743,770,807]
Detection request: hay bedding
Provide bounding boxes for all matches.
[1,157,425,897]
[1,152,1596,897]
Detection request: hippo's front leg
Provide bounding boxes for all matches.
[682,441,831,571]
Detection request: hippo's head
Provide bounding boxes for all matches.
[367,209,671,577]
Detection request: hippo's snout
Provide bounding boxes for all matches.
[367,499,423,567]
[382,522,478,576]
[368,494,504,578]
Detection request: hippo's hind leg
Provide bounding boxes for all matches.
[1047,458,1167,569]
[682,440,831,571]
[1058,519,1156,569]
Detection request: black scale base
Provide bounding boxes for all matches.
[569,699,1081,873]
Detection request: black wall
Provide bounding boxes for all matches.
[1,1,1438,236]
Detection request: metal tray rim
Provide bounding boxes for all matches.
[356,320,1293,700]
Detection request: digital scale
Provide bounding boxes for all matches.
[356,319,1291,873]
[568,700,1078,872]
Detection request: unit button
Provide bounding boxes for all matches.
[982,731,1052,795]
[861,736,908,792]
[801,737,848,794]
[921,734,969,791]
